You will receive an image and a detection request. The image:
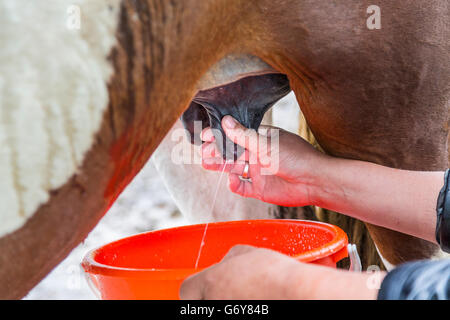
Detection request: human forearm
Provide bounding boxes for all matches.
[287,261,385,300]
[311,157,443,243]
[205,117,444,243]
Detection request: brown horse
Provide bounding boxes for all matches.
[0,0,448,299]
[155,106,384,271]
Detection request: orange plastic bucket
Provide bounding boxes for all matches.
[81,219,348,299]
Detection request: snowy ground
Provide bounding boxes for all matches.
[24,161,188,300]
[24,93,299,300]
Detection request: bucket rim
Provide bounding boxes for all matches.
[81,219,348,278]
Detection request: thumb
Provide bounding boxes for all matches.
[222,115,266,154]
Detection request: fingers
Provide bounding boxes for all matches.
[202,151,249,176]
[228,173,243,194]
[201,129,224,170]
[202,140,219,158]
[201,142,229,172]
[222,116,266,154]
[228,172,258,199]
[200,127,225,170]
[201,120,277,180]
[201,127,215,143]
[201,126,251,173]
[202,121,279,167]
[180,245,261,300]
[201,155,259,198]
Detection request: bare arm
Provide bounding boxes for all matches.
[180,245,384,300]
[311,158,443,244]
[202,116,444,244]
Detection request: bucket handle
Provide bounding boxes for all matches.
[347,244,362,272]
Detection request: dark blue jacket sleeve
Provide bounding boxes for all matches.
[378,259,450,300]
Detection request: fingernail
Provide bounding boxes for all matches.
[201,128,213,141]
[223,116,237,129]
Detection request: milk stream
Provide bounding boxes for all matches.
[194,161,229,269]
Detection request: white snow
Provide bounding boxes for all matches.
[24,160,188,300]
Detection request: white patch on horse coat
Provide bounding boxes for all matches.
[375,241,450,272]
[429,248,450,261]
[374,244,396,271]
[0,0,121,237]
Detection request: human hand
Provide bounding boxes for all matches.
[179,245,305,300]
[201,115,329,207]
[179,245,382,300]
